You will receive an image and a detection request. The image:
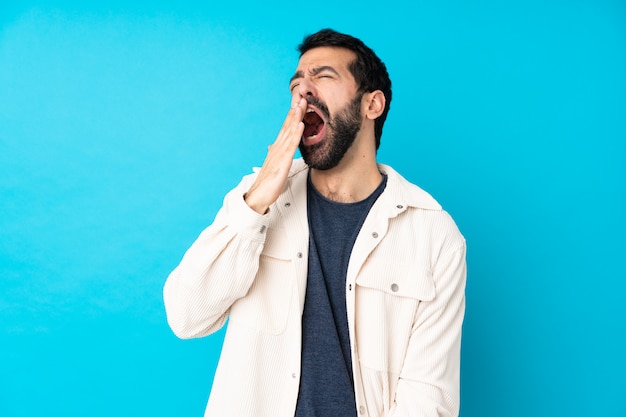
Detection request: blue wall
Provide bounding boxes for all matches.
[1,1,624,416]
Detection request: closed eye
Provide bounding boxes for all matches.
[311,66,339,79]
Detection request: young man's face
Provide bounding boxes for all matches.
[289,47,365,170]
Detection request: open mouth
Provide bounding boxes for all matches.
[302,107,326,145]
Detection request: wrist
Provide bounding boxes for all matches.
[243,191,270,215]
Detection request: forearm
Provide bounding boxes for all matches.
[163,180,269,339]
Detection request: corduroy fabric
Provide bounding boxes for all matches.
[163,158,466,417]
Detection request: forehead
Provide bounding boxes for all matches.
[296,46,357,75]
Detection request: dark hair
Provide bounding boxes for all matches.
[298,28,392,150]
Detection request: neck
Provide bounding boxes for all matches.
[309,134,381,203]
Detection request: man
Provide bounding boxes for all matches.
[164,29,466,417]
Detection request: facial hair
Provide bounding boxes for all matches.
[299,93,363,171]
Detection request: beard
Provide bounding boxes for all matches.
[299,92,363,170]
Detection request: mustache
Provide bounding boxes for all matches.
[305,96,330,120]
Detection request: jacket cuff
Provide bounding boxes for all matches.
[224,188,271,243]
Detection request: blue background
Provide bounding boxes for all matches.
[1,1,624,416]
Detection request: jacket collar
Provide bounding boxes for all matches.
[288,158,441,211]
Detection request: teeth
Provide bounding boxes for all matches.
[306,108,314,113]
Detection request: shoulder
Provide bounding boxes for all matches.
[378,163,465,248]
[378,163,442,211]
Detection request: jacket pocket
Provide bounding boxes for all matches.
[230,227,294,335]
[355,262,435,373]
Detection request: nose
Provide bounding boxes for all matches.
[291,77,316,107]
[296,77,316,99]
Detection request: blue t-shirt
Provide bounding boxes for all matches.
[295,173,387,417]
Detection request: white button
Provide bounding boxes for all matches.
[297,252,303,258]
[291,373,296,378]
[372,232,379,238]
[391,283,399,292]
[359,405,366,414]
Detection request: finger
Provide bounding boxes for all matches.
[273,121,303,155]
[275,99,306,145]
[277,98,303,134]
[291,91,305,109]
[290,97,306,118]
[291,92,299,109]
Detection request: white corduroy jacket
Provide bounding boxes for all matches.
[163,158,466,417]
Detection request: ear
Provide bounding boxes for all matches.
[363,90,386,120]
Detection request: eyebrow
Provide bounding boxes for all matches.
[289,66,341,86]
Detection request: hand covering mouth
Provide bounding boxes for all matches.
[302,107,326,143]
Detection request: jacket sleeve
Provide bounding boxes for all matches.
[163,174,269,339]
[389,240,467,417]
